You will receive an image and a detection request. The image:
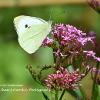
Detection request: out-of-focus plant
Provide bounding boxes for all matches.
[88,0,100,14]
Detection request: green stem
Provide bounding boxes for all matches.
[55,89,59,100]
[91,62,100,100]
[59,89,65,100]
[94,62,99,83]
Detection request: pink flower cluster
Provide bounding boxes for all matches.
[52,24,95,46]
[45,67,85,90]
[84,50,100,62]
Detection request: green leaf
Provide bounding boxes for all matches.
[91,62,100,100]
[91,83,100,100]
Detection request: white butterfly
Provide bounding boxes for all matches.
[14,15,52,54]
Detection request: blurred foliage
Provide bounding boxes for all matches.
[0,4,100,100]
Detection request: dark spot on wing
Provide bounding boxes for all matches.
[25,24,28,28]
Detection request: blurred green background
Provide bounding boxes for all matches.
[0,1,100,100]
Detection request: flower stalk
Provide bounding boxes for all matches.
[55,89,59,100]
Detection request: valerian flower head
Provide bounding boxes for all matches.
[52,24,86,45]
[53,24,95,46]
[50,24,96,57]
[43,24,98,64]
[43,24,95,49]
[45,67,85,90]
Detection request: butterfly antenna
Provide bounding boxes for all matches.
[49,8,53,24]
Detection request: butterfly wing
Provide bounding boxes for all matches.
[18,23,51,54]
[14,15,52,54]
